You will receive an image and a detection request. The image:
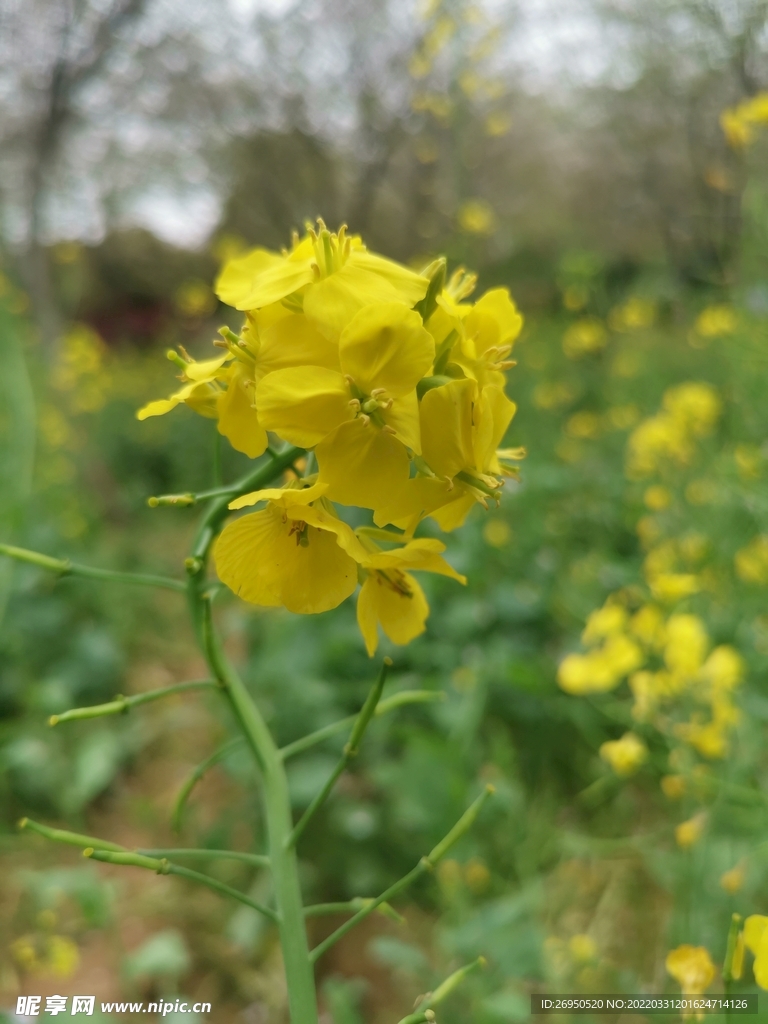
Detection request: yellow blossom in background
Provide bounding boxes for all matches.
[568,934,597,963]
[664,614,708,674]
[483,519,511,547]
[666,944,716,993]
[608,296,655,331]
[458,199,496,234]
[557,634,642,695]
[720,863,746,894]
[661,774,686,800]
[627,382,720,478]
[464,858,491,893]
[533,381,577,409]
[582,603,627,645]
[599,732,648,776]
[211,233,249,264]
[566,411,601,439]
[675,813,707,849]
[644,485,672,510]
[485,111,511,136]
[562,318,607,358]
[735,536,768,584]
[175,279,216,318]
[695,305,737,338]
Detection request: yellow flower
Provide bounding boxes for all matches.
[644,485,671,511]
[374,378,519,532]
[449,287,524,390]
[256,302,434,510]
[562,318,607,358]
[664,614,709,675]
[665,944,716,994]
[675,812,706,849]
[215,221,429,341]
[138,310,340,459]
[557,634,643,695]
[661,774,686,800]
[608,296,655,332]
[695,305,737,338]
[350,533,466,656]
[599,732,647,776]
[582,603,627,645]
[720,863,746,894]
[744,915,768,990]
[701,646,744,692]
[569,934,597,963]
[629,605,665,649]
[735,535,768,585]
[458,199,495,235]
[214,482,360,614]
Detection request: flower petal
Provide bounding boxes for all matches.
[420,377,477,478]
[136,381,201,420]
[217,364,268,459]
[257,313,340,375]
[316,418,411,510]
[473,385,516,471]
[386,391,421,452]
[230,481,328,511]
[214,504,358,614]
[361,538,466,583]
[339,302,435,398]
[256,366,353,448]
[304,257,428,341]
[357,571,429,656]
[216,248,314,310]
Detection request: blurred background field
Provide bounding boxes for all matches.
[3,0,768,1021]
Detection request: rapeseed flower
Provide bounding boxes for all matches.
[666,944,716,992]
[215,221,428,340]
[599,732,648,776]
[140,222,523,656]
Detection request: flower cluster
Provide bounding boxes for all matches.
[138,222,523,653]
[626,382,721,480]
[559,598,744,761]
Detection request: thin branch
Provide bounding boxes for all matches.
[310,785,495,963]
[172,737,245,833]
[49,680,217,726]
[19,819,276,921]
[286,659,391,849]
[85,849,277,922]
[20,818,125,852]
[303,898,403,923]
[138,848,269,869]
[0,543,186,592]
[279,690,444,761]
[415,957,487,1012]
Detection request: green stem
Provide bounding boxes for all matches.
[49,679,217,725]
[171,737,245,833]
[286,659,391,849]
[84,848,277,921]
[138,849,269,868]
[184,443,316,1024]
[303,899,404,923]
[416,956,486,1011]
[199,602,318,1022]
[310,785,494,964]
[19,818,125,852]
[279,690,444,761]
[0,543,186,592]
